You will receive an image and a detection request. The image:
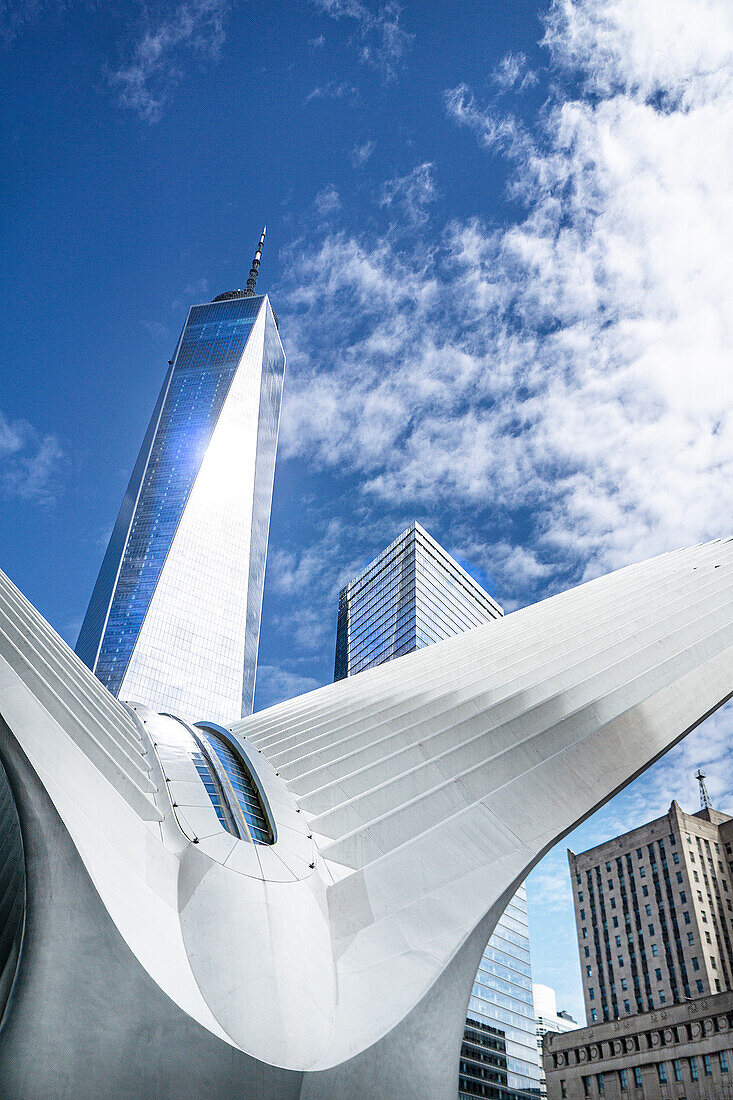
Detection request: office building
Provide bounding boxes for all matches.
[334,523,540,1100]
[533,985,578,1098]
[76,230,285,722]
[568,790,733,1026]
[543,988,733,1099]
[334,521,502,679]
[3,536,733,1096]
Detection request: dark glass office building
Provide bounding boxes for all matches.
[77,279,285,723]
[333,523,541,1099]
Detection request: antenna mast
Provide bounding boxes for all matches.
[695,769,713,811]
[243,226,266,296]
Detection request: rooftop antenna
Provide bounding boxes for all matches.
[695,769,714,811]
[243,226,266,296]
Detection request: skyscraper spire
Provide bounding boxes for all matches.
[244,226,266,296]
[695,768,714,810]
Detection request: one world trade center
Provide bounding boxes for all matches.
[76,230,285,722]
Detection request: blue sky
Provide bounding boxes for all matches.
[2,0,732,1023]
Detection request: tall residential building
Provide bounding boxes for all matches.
[568,789,733,1027]
[532,985,577,1099]
[333,522,541,1100]
[76,230,285,722]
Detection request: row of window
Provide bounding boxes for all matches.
[564,1050,730,1096]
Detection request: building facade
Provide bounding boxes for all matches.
[76,254,285,722]
[533,985,578,1098]
[334,521,502,679]
[543,989,733,1099]
[334,523,541,1100]
[568,801,733,1026]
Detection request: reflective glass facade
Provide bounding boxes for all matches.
[333,522,540,1099]
[334,522,503,680]
[76,293,285,723]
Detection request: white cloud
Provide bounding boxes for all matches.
[281,0,733,598]
[380,162,437,226]
[107,0,230,123]
[255,665,322,709]
[350,138,376,166]
[310,0,412,80]
[0,411,65,505]
[314,184,342,216]
[491,50,538,92]
[304,80,359,105]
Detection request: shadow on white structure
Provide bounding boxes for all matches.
[1,539,733,1098]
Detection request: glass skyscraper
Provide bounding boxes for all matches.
[334,522,541,1100]
[77,238,285,723]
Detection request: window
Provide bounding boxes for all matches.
[616,936,621,947]
[582,1075,591,1097]
[690,1056,698,1082]
[640,867,646,877]
[586,965,592,976]
[577,874,582,885]
[684,911,691,924]
[645,904,652,916]
[721,1051,729,1073]
[618,955,624,966]
[651,944,659,957]
[636,848,642,858]
[648,923,655,936]
[634,1067,642,1087]
[583,928,588,939]
[658,1063,667,1084]
[694,869,700,881]
[611,898,617,909]
[606,862,611,872]
[195,726,274,845]
[579,891,584,902]
[711,957,717,969]
[580,908,586,921]
[623,999,630,1013]
[659,991,666,1003]
[692,957,700,971]
[642,885,649,897]
[687,932,694,945]
[591,1008,597,1021]
[655,968,662,981]
[673,1059,683,1082]
[680,890,687,903]
[589,988,595,1000]
[585,947,590,958]
[613,916,619,928]
[676,871,683,883]
[619,1068,627,1090]
[597,1072,605,1095]
[621,978,627,991]
[704,1054,712,1076]
[716,979,721,991]
[561,1081,567,1099]
[673,852,680,864]
[608,879,613,890]
[696,979,704,993]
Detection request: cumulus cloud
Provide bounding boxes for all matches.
[310,0,412,80]
[107,0,230,123]
[0,411,65,505]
